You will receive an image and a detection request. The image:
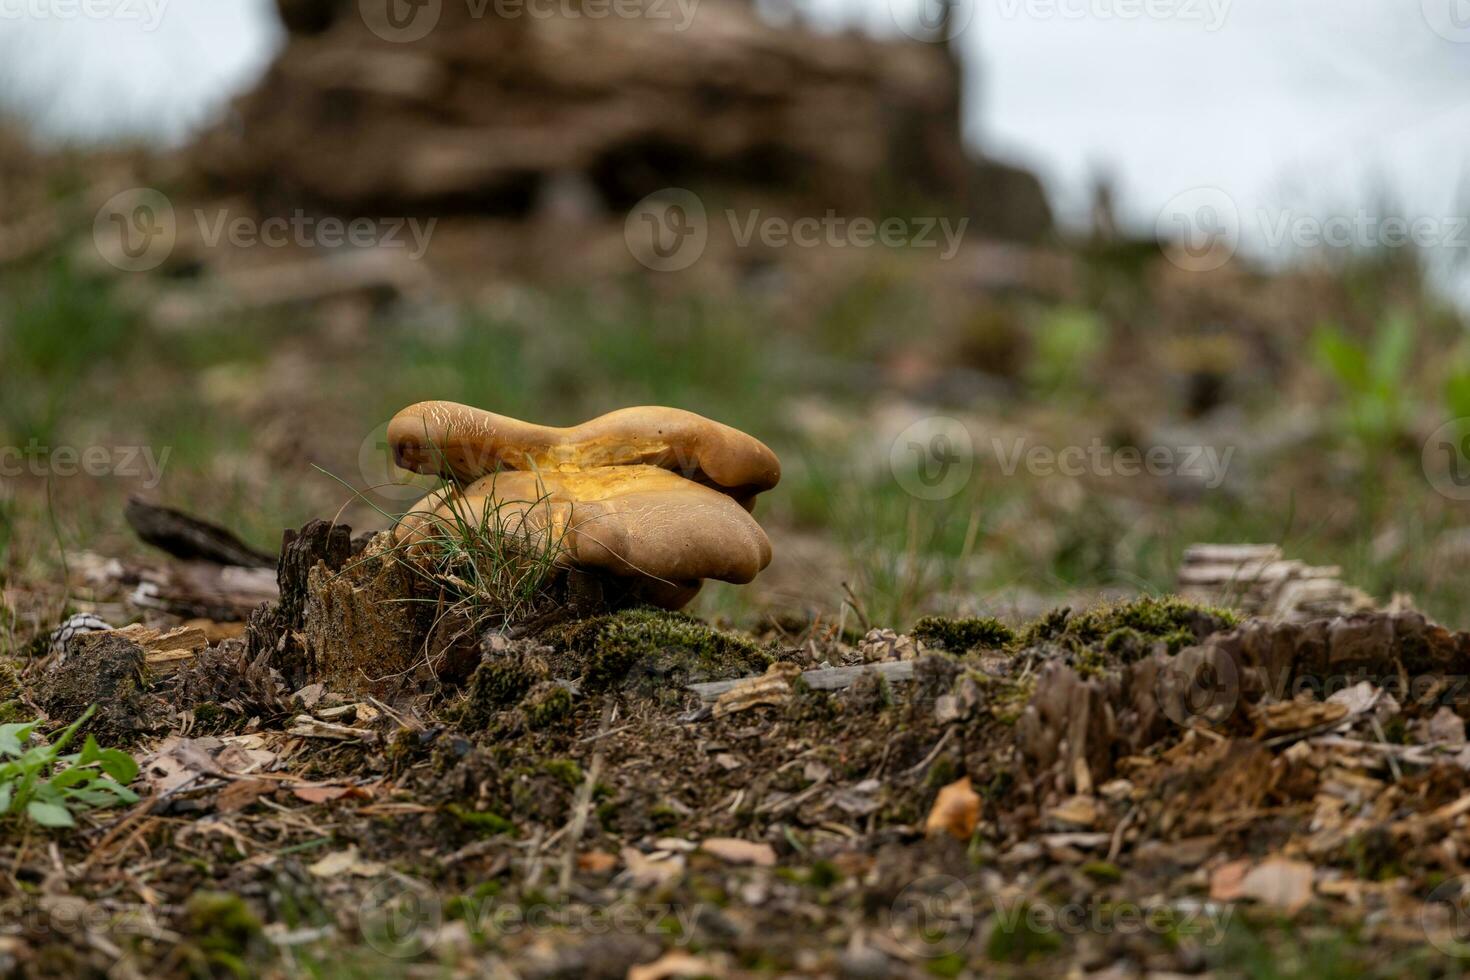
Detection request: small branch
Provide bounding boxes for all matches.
[689,661,915,702]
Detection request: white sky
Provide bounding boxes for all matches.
[2,0,1470,246]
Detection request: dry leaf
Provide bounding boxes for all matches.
[1209,858,1252,901]
[577,850,619,874]
[307,846,385,878]
[292,783,375,804]
[925,776,980,841]
[1046,795,1098,828]
[628,950,722,980]
[620,848,685,888]
[215,778,273,814]
[700,838,777,867]
[1239,857,1314,915]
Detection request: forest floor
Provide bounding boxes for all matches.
[6,133,1470,977]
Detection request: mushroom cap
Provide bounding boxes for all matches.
[394,466,773,609]
[387,402,781,503]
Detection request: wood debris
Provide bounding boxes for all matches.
[1178,543,1376,621]
[699,838,777,867]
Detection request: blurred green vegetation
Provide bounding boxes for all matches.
[2,235,1469,629]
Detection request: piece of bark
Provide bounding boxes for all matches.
[125,496,276,568]
[245,519,354,687]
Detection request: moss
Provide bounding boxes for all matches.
[185,891,263,957]
[190,702,227,730]
[925,755,958,788]
[0,700,25,724]
[986,902,1065,963]
[806,860,842,889]
[455,649,550,730]
[521,682,573,731]
[1082,860,1122,883]
[540,758,583,788]
[1015,607,1072,647]
[446,804,515,837]
[969,671,1036,725]
[1064,596,1236,651]
[926,952,969,978]
[912,616,1016,653]
[1014,596,1236,662]
[550,607,769,692]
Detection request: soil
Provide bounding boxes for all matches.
[4,547,1469,978]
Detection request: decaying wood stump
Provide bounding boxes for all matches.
[245,519,354,688]
[189,0,1051,245]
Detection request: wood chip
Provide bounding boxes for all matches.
[628,950,724,980]
[699,838,777,867]
[711,662,802,718]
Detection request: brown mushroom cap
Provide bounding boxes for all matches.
[394,466,772,609]
[387,401,781,503]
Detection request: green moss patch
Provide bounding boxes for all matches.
[1018,596,1237,656]
[548,607,770,693]
[912,616,1015,653]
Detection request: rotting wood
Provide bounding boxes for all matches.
[689,661,915,702]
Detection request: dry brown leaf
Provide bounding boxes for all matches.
[925,776,981,841]
[700,838,777,867]
[215,778,274,814]
[577,850,619,874]
[1209,858,1252,901]
[291,783,375,804]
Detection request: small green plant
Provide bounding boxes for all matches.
[0,705,139,828]
[1311,313,1416,449]
[1027,306,1105,395]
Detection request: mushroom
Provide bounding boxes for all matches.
[388,401,780,508]
[387,403,780,609]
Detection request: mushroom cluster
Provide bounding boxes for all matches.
[387,402,780,609]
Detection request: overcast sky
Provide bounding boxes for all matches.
[2,0,1469,244]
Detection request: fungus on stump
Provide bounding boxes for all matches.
[387,402,781,610]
